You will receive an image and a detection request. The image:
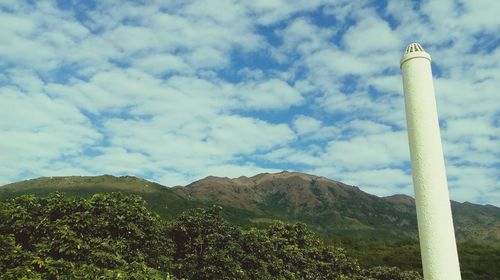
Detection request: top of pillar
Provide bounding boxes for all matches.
[400,42,431,68]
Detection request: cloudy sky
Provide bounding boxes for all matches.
[0,0,498,205]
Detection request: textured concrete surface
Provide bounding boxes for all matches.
[401,43,461,280]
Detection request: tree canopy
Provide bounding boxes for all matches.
[0,192,422,279]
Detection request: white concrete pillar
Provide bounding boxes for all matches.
[400,43,461,280]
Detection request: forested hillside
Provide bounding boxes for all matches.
[1,174,498,279]
[176,171,500,244]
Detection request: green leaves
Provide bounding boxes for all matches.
[168,206,244,279]
[0,193,422,279]
[362,266,422,280]
[0,192,173,278]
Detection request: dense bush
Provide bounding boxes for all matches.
[0,193,173,279]
[0,193,421,279]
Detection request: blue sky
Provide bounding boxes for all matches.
[0,0,498,206]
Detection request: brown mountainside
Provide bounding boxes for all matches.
[174,171,369,213]
[1,171,498,243]
[383,194,500,243]
[174,171,500,243]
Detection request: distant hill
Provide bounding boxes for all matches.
[384,194,500,244]
[0,175,195,219]
[0,175,260,224]
[1,171,499,244]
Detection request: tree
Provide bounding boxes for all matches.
[167,206,244,279]
[0,193,174,279]
[363,266,422,280]
[1,193,422,279]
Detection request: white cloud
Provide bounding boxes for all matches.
[293,115,323,135]
[335,168,412,197]
[306,48,379,77]
[322,131,409,170]
[237,79,304,110]
[132,54,192,76]
[0,86,101,184]
[182,0,247,24]
[0,3,92,72]
[6,69,44,93]
[238,68,264,80]
[262,147,323,167]
[444,117,497,139]
[342,11,400,54]
[208,115,296,154]
[77,147,154,176]
[187,47,229,69]
[277,17,335,56]
[292,115,340,141]
[447,165,499,205]
[321,1,370,22]
[421,0,500,35]
[245,0,328,25]
[87,112,296,181]
[342,120,393,136]
[104,25,159,55]
[0,0,498,206]
[366,74,401,95]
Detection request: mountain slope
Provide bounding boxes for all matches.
[1,172,498,243]
[384,194,500,243]
[0,175,261,223]
[174,171,417,238]
[0,175,195,219]
[2,172,498,279]
[174,171,500,243]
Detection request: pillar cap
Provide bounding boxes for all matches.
[400,43,431,68]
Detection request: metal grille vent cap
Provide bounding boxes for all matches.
[400,42,431,67]
[405,43,425,54]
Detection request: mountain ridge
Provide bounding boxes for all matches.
[1,171,499,244]
[176,171,500,243]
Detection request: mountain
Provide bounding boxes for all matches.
[1,171,499,244]
[0,175,195,219]
[2,172,499,279]
[0,175,260,223]
[384,194,500,243]
[174,171,500,243]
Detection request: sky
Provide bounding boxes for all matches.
[0,0,498,206]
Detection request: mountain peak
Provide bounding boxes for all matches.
[179,171,365,212]
[191,171,322,186]
[384,194,415,204]
[251,170,322,182]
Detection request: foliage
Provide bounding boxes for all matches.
[457,242,500,280]
[0,193,173,279]
[168,206,244,279]
[0,192,423,279]
[327,237,500,280]
[361,266,422,280]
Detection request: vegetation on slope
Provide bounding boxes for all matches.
[325,238,500,280]
[0,192,421,279]
[176,172,500,244]
[2,173,498,245]
[0,175,195,219]
[1,174,498,279]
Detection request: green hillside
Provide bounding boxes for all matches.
[2,173,499,243]
[1,173,499,279]
[0,175,193,219]
[0,175,263,224]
